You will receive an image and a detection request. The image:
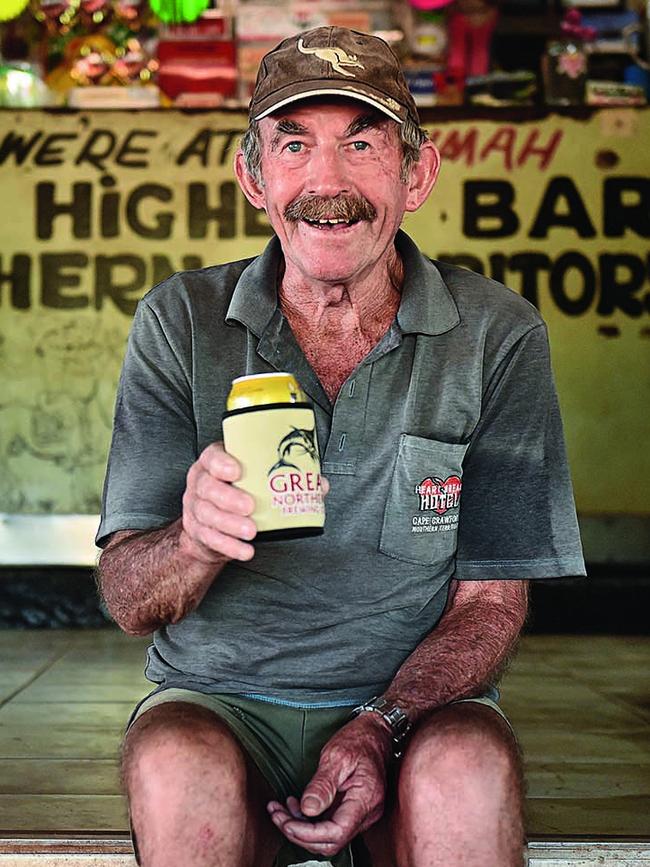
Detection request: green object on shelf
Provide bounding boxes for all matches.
[149,0,208,24]
[0,62,55,106]
[0,0,30,22]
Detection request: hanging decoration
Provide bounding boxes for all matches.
[45,30,115,88]
[79,0,111,26]
[33,0,80,34]
[113,0,145,27]
[111,35,158,83]
[148,0,207,25]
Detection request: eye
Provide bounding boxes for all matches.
[286,141,303,153]
[351,140,370,151]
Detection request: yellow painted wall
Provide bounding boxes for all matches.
[0,109,648,516]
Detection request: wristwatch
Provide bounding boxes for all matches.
[350,696,412,758]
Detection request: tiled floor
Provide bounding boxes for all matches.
[0,630,649,843]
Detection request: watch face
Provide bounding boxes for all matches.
[373,701,410,737]
[352,699,411,759]
[353,698,411,744]
[388,708,411,737]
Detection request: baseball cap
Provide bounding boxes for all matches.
[249,26,420,127]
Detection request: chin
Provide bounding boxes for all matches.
[304,263,360,283]
[299,248,363,271]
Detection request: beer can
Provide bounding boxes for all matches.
[222,373,325,542]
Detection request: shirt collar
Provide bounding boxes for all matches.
[225,235,283,337]
[225,229,460,338]
[394,230,460,336]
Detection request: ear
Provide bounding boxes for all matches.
[234,149,267,210]
[404,140,441,212]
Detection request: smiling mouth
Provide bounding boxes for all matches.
[285,194,376,227]
[302,217,361,229]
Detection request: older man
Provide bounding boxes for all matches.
[96,26,585,867]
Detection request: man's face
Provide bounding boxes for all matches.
[240,100,416,285]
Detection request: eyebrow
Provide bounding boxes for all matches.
[268,111,387,152]
[343,112,385,137]
[270,119,309,152]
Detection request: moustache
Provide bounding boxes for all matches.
[283,194,376,223]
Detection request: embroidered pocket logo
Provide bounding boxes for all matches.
[416,476,462,514]
[412,476,462,534]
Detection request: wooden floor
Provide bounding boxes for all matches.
[0,629,648,856]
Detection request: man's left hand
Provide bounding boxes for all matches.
[267,714,393,857]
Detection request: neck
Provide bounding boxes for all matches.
[278,245,404,341]
[278,245,404,403]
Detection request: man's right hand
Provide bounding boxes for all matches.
[180,442,258,565]
[99,442,329,634]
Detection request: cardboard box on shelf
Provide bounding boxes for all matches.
[157,38,237,99]
[403,63,463,106]
[235,0,392,41]
[159,8,234,40]
[581,11,640,55]
[66,85,161,107]
[586,79,646,106]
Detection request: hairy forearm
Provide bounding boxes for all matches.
[382,581,528,724]
[97,519,226,636]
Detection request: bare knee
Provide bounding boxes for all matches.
[121,702,279,867]
[399,704,523,809]
[387,705,525,867]
[123,702,249,797]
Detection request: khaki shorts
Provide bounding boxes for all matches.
[125,687,511,867]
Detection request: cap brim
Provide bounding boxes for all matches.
[252,84,407,124]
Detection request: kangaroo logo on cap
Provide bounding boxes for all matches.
[297,38,364,77]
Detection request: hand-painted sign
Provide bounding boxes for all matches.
[0,109,648,517]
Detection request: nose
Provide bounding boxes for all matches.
[306,143,351,197]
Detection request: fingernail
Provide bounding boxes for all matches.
[302,795,321,813]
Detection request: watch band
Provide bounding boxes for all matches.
[350,696,412,758]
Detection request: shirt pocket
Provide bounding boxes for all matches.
[379,434,469,566]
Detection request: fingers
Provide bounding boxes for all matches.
[182,521,255,563]
[267,739,383,856]
[197,442,246,494]
[268,801,341,857]
[267,794,368,858]
[181,442,257,563]
[182,441,331,564]
[301,774,338,817]
[286,796,307,820]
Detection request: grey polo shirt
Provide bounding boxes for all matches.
[97,229,585,704]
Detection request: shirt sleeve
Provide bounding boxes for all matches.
[455,323,586,580]
[95,298,197,548]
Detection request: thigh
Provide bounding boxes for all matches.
[125,688,298,800]
[122,699,284,867]
[361,700,524,867]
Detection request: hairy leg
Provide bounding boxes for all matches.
[362,702,526,867]
[121,701,284,867]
